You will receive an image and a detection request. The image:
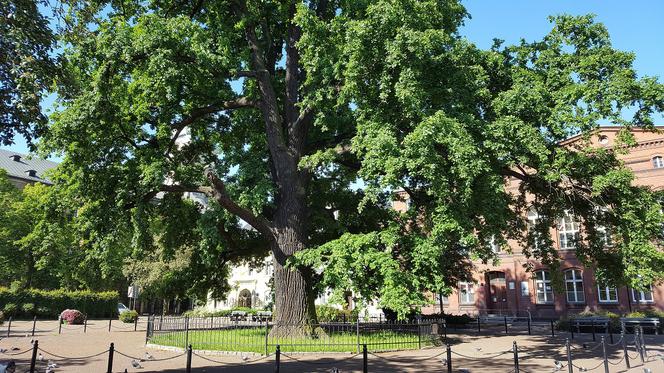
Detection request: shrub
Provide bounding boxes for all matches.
[119,310,139,323]
[315,305,359,322]
[22,303,36,316]
[0,287,118,318]
[3,303,17,316]
[625,311,646,318]
[60,309,85,325]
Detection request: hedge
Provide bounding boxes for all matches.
[0,288,118,319]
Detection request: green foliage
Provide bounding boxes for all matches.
[0,310,3,324]
[22,303,36,316]
[183,307,269,318]
[0,0,59,146]
[315,305,359,322]
[119,310,139,323]
[0,287,118,318]
[42,0,664,320]
[3,303,17,317]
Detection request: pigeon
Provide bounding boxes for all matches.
[582,343,588,349]
[0,348,7,353]
[440,357,448,365]
[554,360,563,371]
[143,352,153,360]
[131,359,142,369]
[474,347,482,352]
[38,353,44,361]
[330,368,340,373]
[643,369,652,373]
[458,369,471,373]
[47,360,57,368]
[241,355,249,361]
[10,347,19,351]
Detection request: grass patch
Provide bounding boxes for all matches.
[150,326,436,353]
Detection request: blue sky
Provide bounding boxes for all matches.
[6,0,664,158]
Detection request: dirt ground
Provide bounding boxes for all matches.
[1,319,662,372]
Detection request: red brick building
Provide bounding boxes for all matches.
[410,126,664,318]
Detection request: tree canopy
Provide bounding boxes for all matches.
[41,0,664,321]
[0,0,59,146]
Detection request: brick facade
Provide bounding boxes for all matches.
[416,126,664,317]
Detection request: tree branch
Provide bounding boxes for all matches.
[206,170,275,240]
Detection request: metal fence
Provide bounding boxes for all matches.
[146,316,439,353]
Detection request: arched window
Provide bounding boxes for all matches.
[534,271,553,304]
[458,282,475,305]
[558,212,580,250]
[653,156,664,169]
[564,269,585,303]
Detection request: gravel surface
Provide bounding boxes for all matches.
[0,319,662,372]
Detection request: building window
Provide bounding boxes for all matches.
[558,213,580,250]
[597,285,618,303]
[631,285,654,303]
[459,282,475,305]
[653,156,664,169]
[489,235,501,253]
[527,208,542,248]
[597,226,613,246]
[520,281,530,296]
[564,269,585,303]
[535,271,554,304]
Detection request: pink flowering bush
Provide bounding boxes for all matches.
[60,309,85,325]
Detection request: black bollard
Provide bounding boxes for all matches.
[527,317,531,335]
[186,344,192,373]
[601,337,609,373]
[551,319,555,337]
[512,341,519,373]
[446,344,452,373]
[274,344,280,373]
[621,331,630,369]
[565,338,573,373]
[84,317,87,333]
[477,317,481,333]
[504,316,508,334]
[134,316,139,331]
[58,316,62,334]
[363,344,368,373]
[29,340,38,373]
[591,319,596,342]
[6,317,12,337]
[107,342,115,373]
[108,318,112,332]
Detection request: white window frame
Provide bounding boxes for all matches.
[653,156,664,169]
[564,269,585,303]
[535,271,554,304]
[558,213,580,250]
[631,285,654,303]
[527,208,542,249]
[489,235,501,254]
[459,282,475,305]
[597,285,618,303]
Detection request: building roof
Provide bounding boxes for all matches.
[0,148,59,185]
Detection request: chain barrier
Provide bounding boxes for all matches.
[450,348,512,359]
[571,360,605,372]
[0,348,33,356]
[605,335,624,346]
[115,349,186,362]
[368,350,447,362]
[281,352,361,365]
[192,351,274,365]
[38,347,110,360]
[607,356,625,366]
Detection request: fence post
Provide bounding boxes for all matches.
[29,340,38,373]
[58,316,62,334]
[600,336,609,373]
[527,317,531,335]
[159,314,163,330]
[134,316,139,331]
[274,344,280,373]
[609,326,613,344]
[417,319,422,349]
[443,320,447,341]
[84,317,87,333]
[504,316,508,334]
[639,326,647,357]
[621,330,630,369]
[185,316,190,349]
[265,320,269,356]
[565,338,573,373]
[570,318,574,339]
[356,318,360,354]
[108,318,112,332]
[551,319,555,337]
[477,316,481,333]
[146,315,152,344]
[186,344,192,373]
[446,344,452,373]
[32,316,37,336]
[363,344,368,373]
[6,316,12,337]
[107,342,115,373]
[591,319,596,342]
[512,341,519,373]
[637,328,644,363]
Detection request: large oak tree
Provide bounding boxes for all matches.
[44,0,663,333]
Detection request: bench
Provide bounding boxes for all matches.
[252,311,273,321]
[229,311,247,321]
[570,317,610,340]
[620,317,660,335]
